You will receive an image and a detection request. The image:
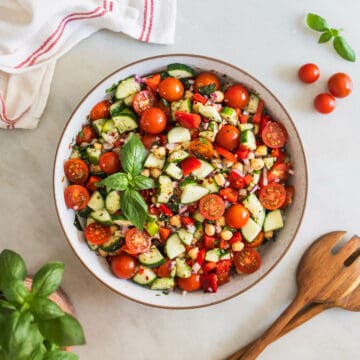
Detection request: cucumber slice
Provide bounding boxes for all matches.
[191,160,214,179]
[138,246,165,268]
[144,220,159,236]
[193,211,205,223]
[199,131,216,142]
[167,63,194,79]
[241,217,261,243]
[263,157,275,170]
[201,177,218,193]
[180,184,209,204]
[170,98,191,120]
[205,248,221,262]
[92,119,105,135]
[124,94,135,106]
[86,147,101,165]
[157,175,173,203]
[264,210,284,232]
[102,119,115,133]
[112,215,132,227]
[239,123,254,132]
[247,170,261,191]
[86,240,98,251]
[165,234,186,259]
[144,153,165,169]
[240,129,256,150]
[90,209,112,226]
[167,127,191,143]
[220,107,239,126]
[87,191,105,211]
[133,266,157,286]
[150,277,175,290]
[243,193,265,226]
[164,162,183,180]
[177,228,193,246]
[168,150,189,163]
[175,258,192,278]
[109,100,124,117]
[198,104,221,122]
[105,191,121,215]
[219,251,231,260]
[113,109,138,134]
[100,235,122,252]
[115,76,141,99]
[245,94,260,114]
[193,222,204,240]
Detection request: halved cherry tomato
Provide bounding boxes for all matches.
[203,235,216,250]
[245,231,264,248]
[111,254,138,279]
[143,73,161,91]
[177,274,201,292]
[267,163,289,183]
[314,93,336,114]
[181,216,195,226]
[259,183,286,210]
[192,93,207,104]
[243,174,253,186]
[141,134,158,150]
[224,84,249,109]
[132,90,156,115]
[215,145,236,163]
[64,185,90,210]
[236,144,250,160]
[175,111,201,129]
[229,170,245,189]
[199,194,225,221]
[261,121,288,149]
[215,125,240,151]
[281,185,295,209]
[125,228,151,254]
[180,157,201,176]
[252,99,264,124]
[86,175,102,192]
[233,248,261,274]
[200,273,218,293]
[159,228,171,243]
[158,204,173,217]
[202,262,217,273]
[85,222,111,245]
[196,248,206,266]
[194,72,220,93]
[76,125,97,145]
[158,77,184,102]
[225,204,250,229]
[189,138,214,159]
[219,187,238,203]
[90,100,111,120]
[99,152,121,174]
[298,63,320,84]
[140,107,167,135]
[328,72,352,98]
[64,158,89,184]
[157,260,173,277]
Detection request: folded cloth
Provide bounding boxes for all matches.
[0,0,176,129]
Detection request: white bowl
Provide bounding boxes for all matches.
[54,54,307,309]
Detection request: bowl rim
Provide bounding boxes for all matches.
[53,53,308,309]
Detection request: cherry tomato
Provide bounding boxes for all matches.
[245,232,264,248]
[125,228,151,254]
[177,274,201,292]
[158,77,184,102]
[132,90,156,115]
[154,100,171,120]
[194,72,220,93]
[189,138,214,159]
[267,163,289,183]
[215,125,240,151]
[225,204,250,229]
[261,121,288,149]
[259,183,286,210]
[233,248,261,274]
[224,84,249,109]
[328,72,352,98]
[281,185,295,209]
[86,175,102,192]
[76,125,97,145]
[157,260,173,277]
[84,222,111,245]
[64,185,90,210]
[111,254,138,279]
[314,93,336,114]
[141,134,158,149]
[143,73,161,91]
[99,152,121,174]
[64,158,89,184]
[199,194,225,221]
[90,100,111,120]
[298,63,320,83]
[140,107,167,135]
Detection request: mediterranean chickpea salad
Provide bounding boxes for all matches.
[63,63,294,294]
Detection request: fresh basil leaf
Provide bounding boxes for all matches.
[333,36,356,62]
[73,214,83,231]
[97,172,128,190]
[30,298,64,320]
[306,13,329,32]
[0,250,27,290]
[329,28,340,37]
[121,134,147,175]
[105,82,118,94]
[28,343,47,360]
[44,350,79,360]
[0,299,16,310]
[133,175,156,190]
[38,313,86,347]
[120,188,148,230]
[198,83,216,96]
[2,279,30,305]
[318,31,332,43]
[32,262,64,298]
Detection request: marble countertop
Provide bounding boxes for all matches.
[1,0,359,359]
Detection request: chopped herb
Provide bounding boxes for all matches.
[198,84,216,96]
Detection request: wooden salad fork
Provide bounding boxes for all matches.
[238,231,360,360]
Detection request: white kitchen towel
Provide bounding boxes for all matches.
[0,0,176,129]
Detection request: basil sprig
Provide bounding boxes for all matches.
[306,13,356,62]
[97,134,156,230]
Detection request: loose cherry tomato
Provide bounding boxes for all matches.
[177,274,202,292]
[132,90,156,115]
[328,72,352,98]
[86,175,102,192]
[99,152,121,174]
[125,228,151,254]
[245,232,264,248]
[189,138,214,159]
[194,72,220,93]
[158,77,184,102]
[225,204,250,229]
[157,260,172,277]
[64,158,89,184]
[267,163,289,183]
[111,254,138,279]
[215,125,240,151]
[76,125,97,145]
[259,183,286,210]
[64,185,90,210]
[281,185,295,209]
[261,121,288,149]
[199,194,225,221]
[90,100,111,120]
[224,84,249,109]
[314,93,336,114]
[84,222,111,245]
[141,134,158,149]
[233,248,261,274]
[140,107,167,134]
[298,63,320,83]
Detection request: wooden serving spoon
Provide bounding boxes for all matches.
[227,284,360,360]
[239,231,360,360]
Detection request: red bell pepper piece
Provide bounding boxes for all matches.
[239,114,249,123]
[260,114,271,133]
[229,232,243,245]
[159,204,173,217]
[203,235,216,249]
[229,170,245,189]
[196,248,206,266]
[180,157,201,176]
[200,273,218,293]
[175,111,201,129]
[202,262,217,274]
[236,144,250,160]
[86,176,102,192]
[219,238,229,249]
[252,99,264,124]
[159,227,171,242]
[149,205,160,216]
[215,145,236,163]
[181,216,195,226]
[143,73,161,91]
[216,260,231,285]
[192,93,207,105]
[219,187,238,203]
[243,174,253,186]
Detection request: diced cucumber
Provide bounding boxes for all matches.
[144,220,159,236]
[219,251,231,260]
[201,177,218,193]
[220,107,238,126]
[115,76,141,99]
[113,109,138,134]
[90,209,112,226]
[109,100,124,117]
[193,222,204,240]
[138,246,165,268]
[133,266,157,286]
[92,119,105,135]
[245,94,260,114]
[199,131,216,142]
[208,121,219,133]
[168,150,189,163]
[264,210,284,232]
[205,248,221,262]
[191,160,214,179]
[70,148,81,159]
[87,191,105,211]
[102,119,115,133]
[240,129,256,150]
[198,104,222,122]
[243,193,265,226]
[175,258,192,278]
[171,98,191,120]
[86,147,101,165]
[247,170,261,191]
[263,157,275,170]
[239,123,254,132]
[105,191,121,215]
[165,234,185,259]
[124,94,135,106]
[180,184,209,204]
[157,175,173,203]
[78,206,92,218]
[86,240,98,251]
[164,162,183,180]
[167,63,194,79]
[112,215,132,227]
[167,127,191,143]
[100,235,122,252]
[193,211,205,223]
[144,153,165,169]
[86,217,96,226]
[150,277,175,290]
[177,228,193,246]
[241,218,261,243]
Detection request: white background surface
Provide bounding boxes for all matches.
[1,0,359,359]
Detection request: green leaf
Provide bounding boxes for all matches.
[30,298,64,320]
[73,214,83,232]
[97,172,129,191]
[120,134,147,175]
[132,175,156,190]
[318,31,332,43]
[2,279,30,305]
[44,350,78,360]
[120,188,148,230]
[329,28,340,37]
[0,250,27,290]
[306,13,329,32]
[198,83,216,96]
[32,262,64,298]
[333,36,356,62]
[38,313,86,347]
[0,299,16,311]
[27,344,47,360]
